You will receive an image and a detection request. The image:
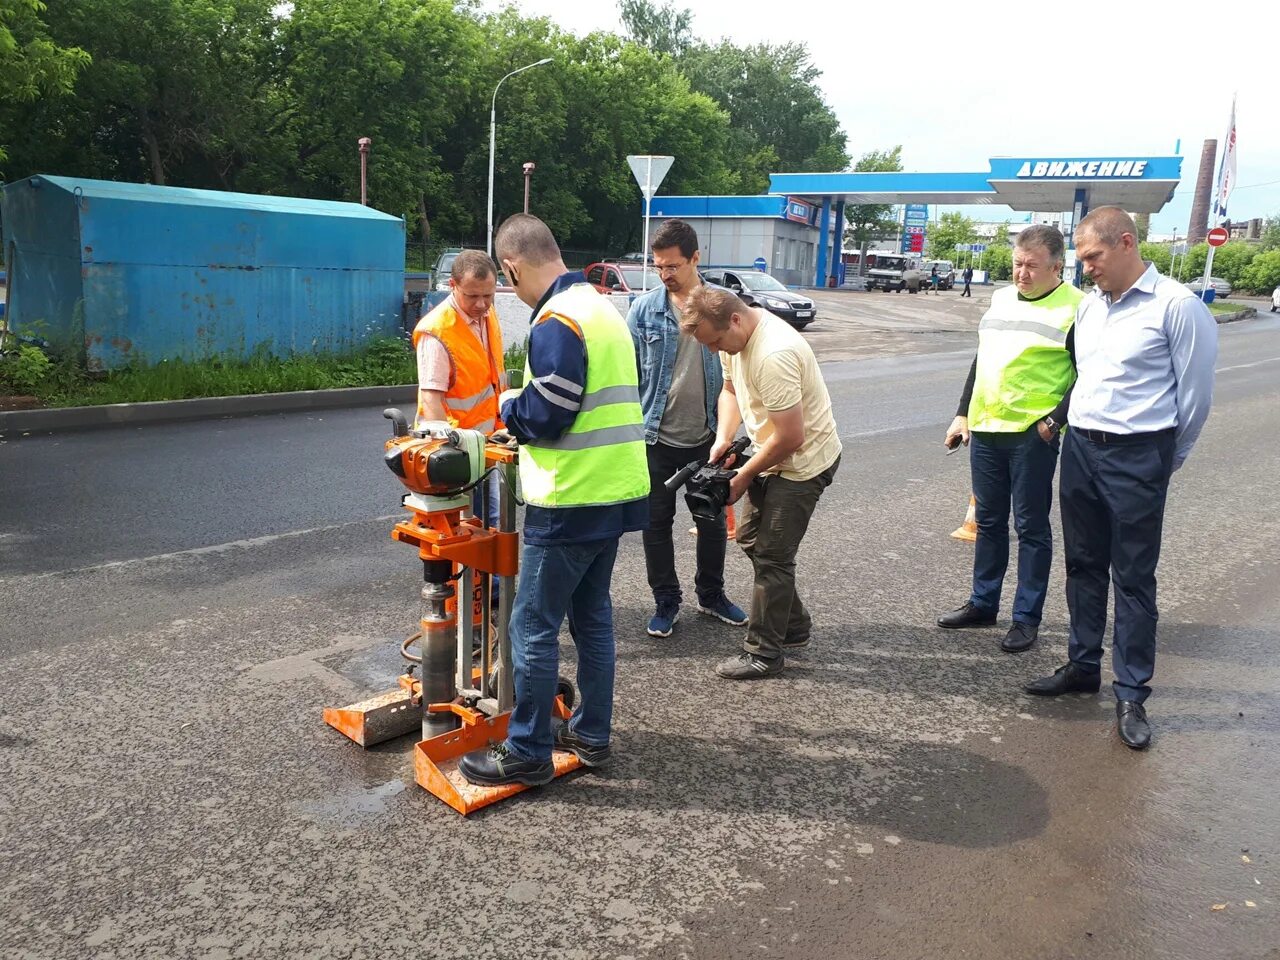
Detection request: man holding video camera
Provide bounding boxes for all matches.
[680,285,842,679]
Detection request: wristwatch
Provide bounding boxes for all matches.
[1042,416,1058,433]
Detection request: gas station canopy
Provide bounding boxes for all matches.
[769,156,1183,214]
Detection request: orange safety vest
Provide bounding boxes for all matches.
[411,297,505,432]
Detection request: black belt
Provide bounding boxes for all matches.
[1073,426,1174,445]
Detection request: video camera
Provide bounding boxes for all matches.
[663,436,752,522]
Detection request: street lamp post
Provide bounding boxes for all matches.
[522,162,535,214]
[487,58,553,257]
[357,137,371,206]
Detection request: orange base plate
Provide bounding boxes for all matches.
[414,697,580,815]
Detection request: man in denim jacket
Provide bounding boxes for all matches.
[626,219,748,638]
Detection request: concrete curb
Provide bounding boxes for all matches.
[0,384,416,435]
[1214,307,1257,324]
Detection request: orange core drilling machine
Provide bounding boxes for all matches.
[324,408,581,814]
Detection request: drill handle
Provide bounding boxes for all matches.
[384,407,410,438]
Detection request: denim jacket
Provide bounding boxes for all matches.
[625,285,722,444]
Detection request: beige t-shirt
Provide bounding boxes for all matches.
[721,311,842,481]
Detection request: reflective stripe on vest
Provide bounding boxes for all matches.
[519,284,650,508]
[450,384,496,411]
[968,282,1083,433]
[411,298,504,432]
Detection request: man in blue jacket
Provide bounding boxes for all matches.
[626,219,748,639]
[457,214,649,787]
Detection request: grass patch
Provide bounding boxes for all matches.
[1207,300,1250,316]
[3,334,533,409]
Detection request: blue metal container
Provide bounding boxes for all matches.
[0,175,405,370]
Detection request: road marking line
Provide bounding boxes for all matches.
[1219,356,1280,373]
[1,514,403,583]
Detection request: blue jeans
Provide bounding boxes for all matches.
[506,537,620,762]
[471,477,501,528]
[969,427,1060,625]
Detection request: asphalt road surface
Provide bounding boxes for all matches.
[2,300,1277,960]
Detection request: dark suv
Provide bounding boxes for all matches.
[701,269,816,329]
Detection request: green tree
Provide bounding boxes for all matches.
[268,0,481,230]
[926,211,977,261]
[1259,214,1280,252]
[1205,240,1258,287]
[842,146,902,264]
[983,245,1012,281]
[1239,249,1280,294]
[679,39,848,190]
[0,0,90,164]
[1178,242,1209,282]
[1139,241,1172,274]
[4,0,279,186]
[618,0,692,57]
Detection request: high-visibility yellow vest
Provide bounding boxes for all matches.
[519,283,649,508]
[412,298,504,432]
[969,282,1083,432]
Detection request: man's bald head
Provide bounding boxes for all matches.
[494,214,561,267]
[1076,206,1138,247]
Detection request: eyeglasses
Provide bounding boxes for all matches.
[653,262,688,276]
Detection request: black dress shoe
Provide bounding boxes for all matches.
[1001,621,1038,652]
[937,601,997,629]
[1116,701,1151,750]
[1023,662,1101,696]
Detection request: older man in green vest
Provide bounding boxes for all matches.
[937,225,1082,652]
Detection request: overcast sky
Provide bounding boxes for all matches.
[481,0,1277,237]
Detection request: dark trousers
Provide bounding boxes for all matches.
[1060,428,1175,704]
[642,438,726,606]
[969,427,1060,625]
[962,280,972,297]
[736,457,839,660]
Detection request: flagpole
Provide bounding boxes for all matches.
[1199,94,1237,300]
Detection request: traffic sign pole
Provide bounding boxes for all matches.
[1199,226,1229,301]
[627,155,674,292]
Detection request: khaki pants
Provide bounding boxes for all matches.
[735,457,839,660]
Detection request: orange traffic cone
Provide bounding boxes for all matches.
[950,495,977,542]
[691,505,738,540]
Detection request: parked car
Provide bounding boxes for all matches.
[431,247,467,290]
[1185,276,1233,299]
[922,259,956,290]
[701,268,816,329]
[585,261,651,295]
[431,248,513,291]
[1271,285,1279,312]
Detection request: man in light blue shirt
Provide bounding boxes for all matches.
[1024,206,1217,751]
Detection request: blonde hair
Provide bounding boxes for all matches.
[681,284,747,333]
